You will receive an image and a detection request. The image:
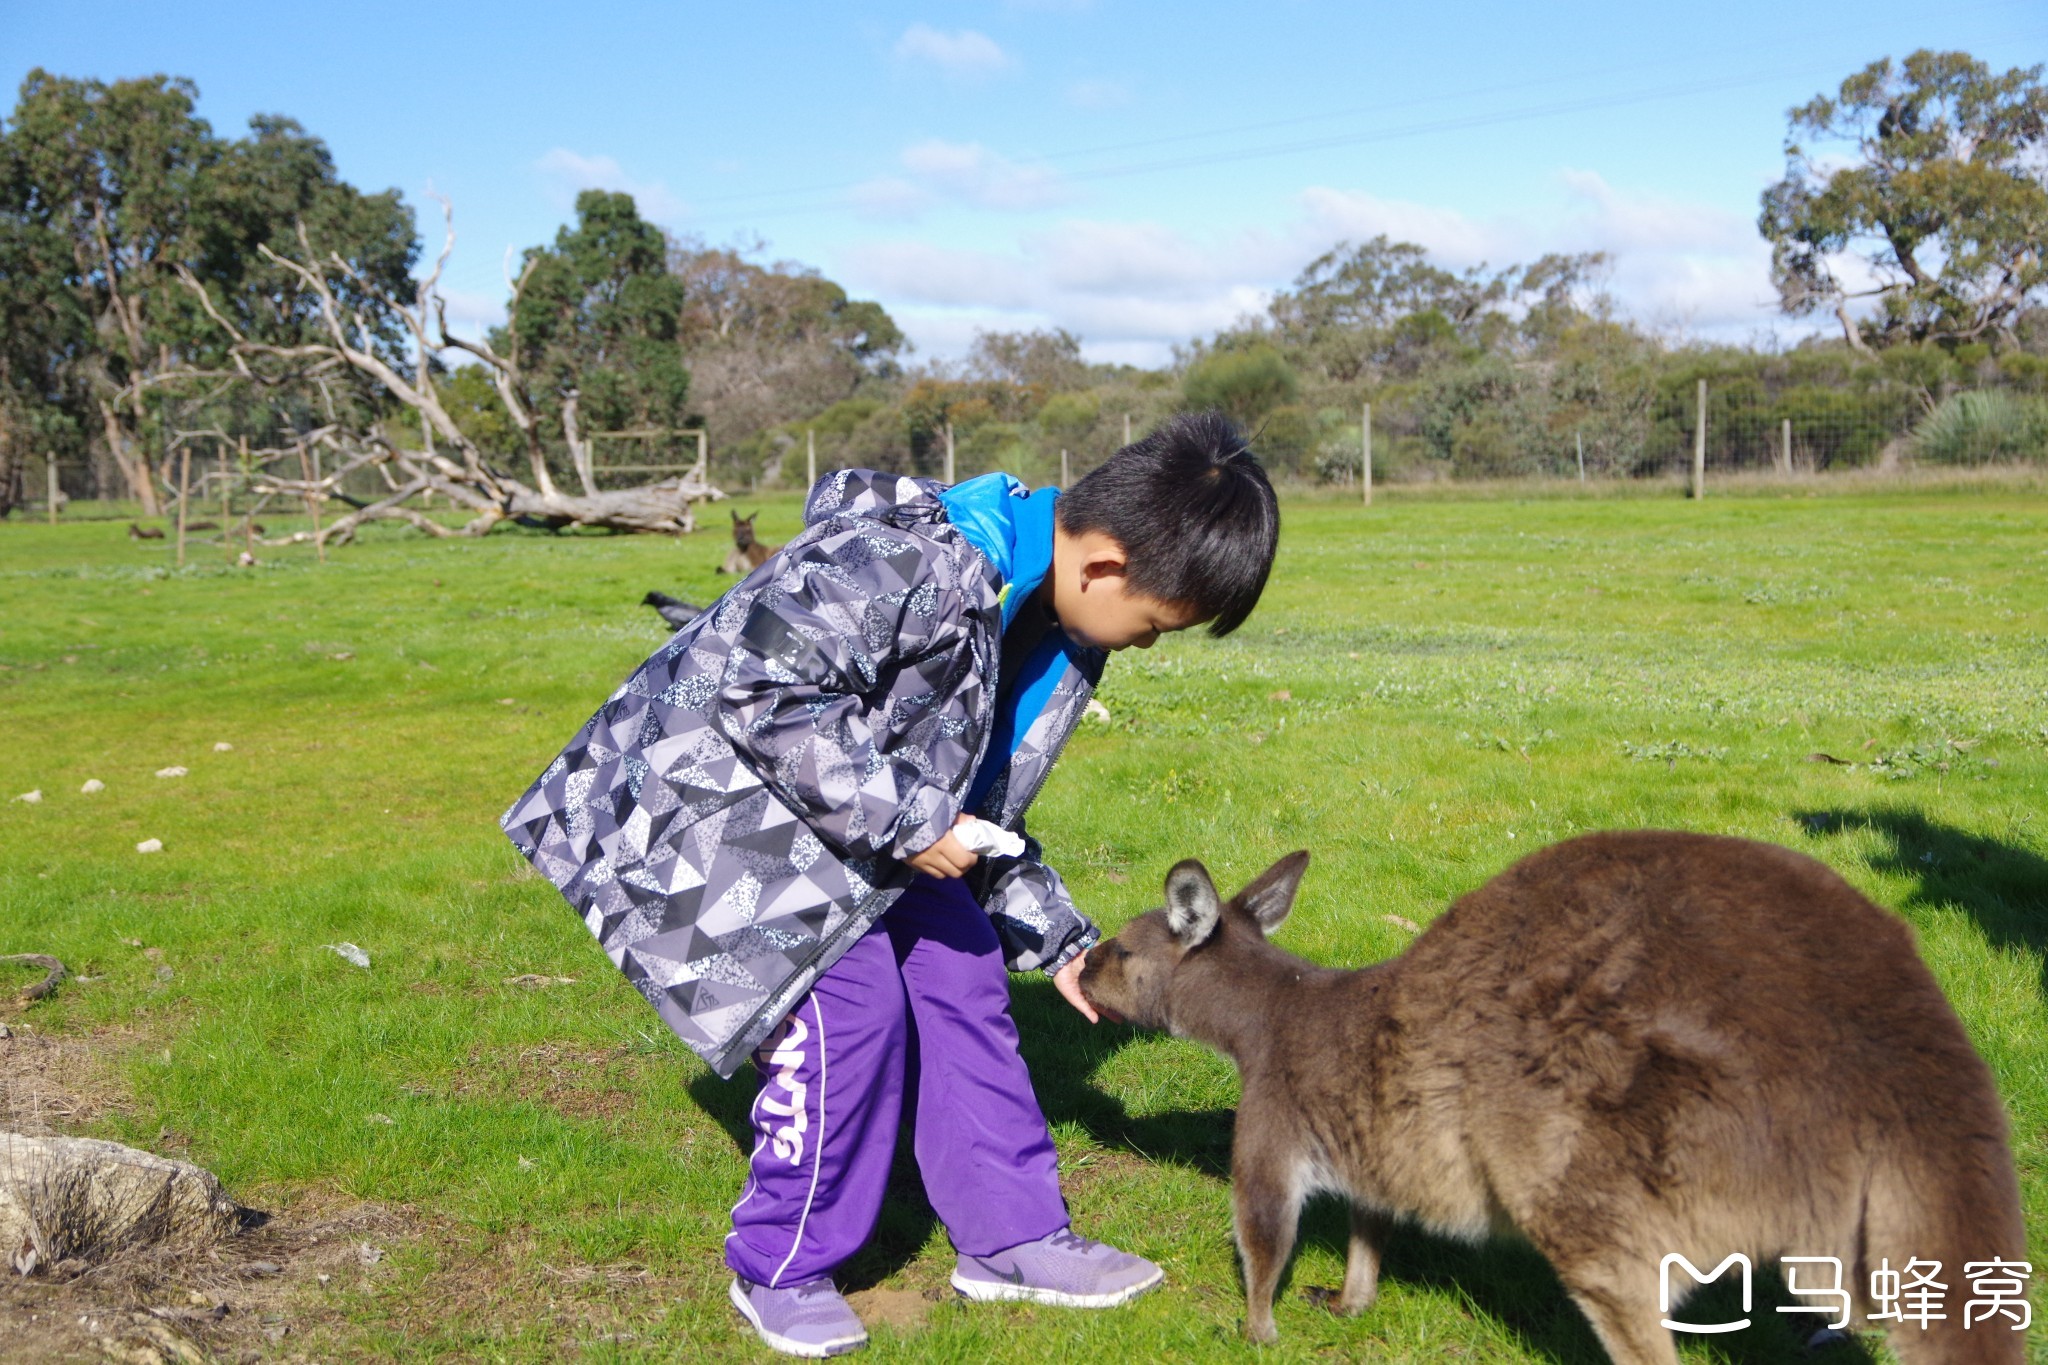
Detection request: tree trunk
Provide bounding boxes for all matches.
[1,1133,254,1272]
[1834,301,1876,359]
[96,399,161,516]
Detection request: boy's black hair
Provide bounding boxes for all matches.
[1056,410,1278,636]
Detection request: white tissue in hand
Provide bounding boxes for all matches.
[953,818,1025,858]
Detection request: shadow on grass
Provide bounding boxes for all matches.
[1796,805,2048,987]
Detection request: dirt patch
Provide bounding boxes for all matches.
[446,1041,651,1121]
[847,1285,941,1334]
[0,1024,135,1135]
[0,1188,425,1364]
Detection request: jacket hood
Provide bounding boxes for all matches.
[802,468,942,529]
[936,473,1059,633]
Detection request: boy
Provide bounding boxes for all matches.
[502,411,1278,1356]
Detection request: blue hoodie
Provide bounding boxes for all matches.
[938,473,1089,816]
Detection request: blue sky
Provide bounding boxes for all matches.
[5,2,2043,364]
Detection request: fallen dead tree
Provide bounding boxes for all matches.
[173,203,723,546]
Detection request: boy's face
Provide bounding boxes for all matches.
[1048,528,1209,651]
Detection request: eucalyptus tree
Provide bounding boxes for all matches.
[0,70,415,509]
[503,190,689,496]
[1760,49,2048,354]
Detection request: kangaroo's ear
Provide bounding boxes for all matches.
[1163,859,1221,946]
[1237,850,1311,936]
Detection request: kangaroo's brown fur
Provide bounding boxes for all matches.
[717,510,778,575]
[127,522,164,540]
[1080,832,2026,1364]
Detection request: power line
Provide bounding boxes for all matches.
[673,3,2042,221]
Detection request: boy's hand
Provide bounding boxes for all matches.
[906,815,979,879]
[1054,952,1099,1024]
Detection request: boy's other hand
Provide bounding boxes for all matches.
[1054,952,1099,1024]
[906,815,979,879]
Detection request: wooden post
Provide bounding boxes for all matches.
[1123,413,1132,447]
[298,441,324,563]
[1691,379,1707,501]
[1576,430,1586,483]
[219,443,231,552]
[1361,403,1373,507]
[1061,448,1070,487]
[239,435,255,556]
[806,428,816,491]
[46,456,58,525]
[1780,417,1792,475]
[174,447,191,568]
[943,422,955,484]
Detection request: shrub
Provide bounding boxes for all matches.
[1910,390,2048,465]
[1182,345,1299,426]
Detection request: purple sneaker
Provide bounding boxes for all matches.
[951,1227,1164,1307]
[729,1276,868,1358]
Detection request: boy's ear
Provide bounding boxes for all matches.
[1075,533,1130,588]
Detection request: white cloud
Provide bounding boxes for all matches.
[534,148,690,225]
[899,139,1071,211]
[1064,79,1131,110]
[835,168,1808,365]
[846,176,932,221]
[893,24,1013,80]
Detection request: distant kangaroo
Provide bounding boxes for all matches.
[717,511,777,575]
[127,522,164,540]
[1080,832,2026,1364]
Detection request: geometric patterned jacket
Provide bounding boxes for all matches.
[501,469,1105,1077]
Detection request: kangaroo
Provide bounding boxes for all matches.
[127,522,165,540]
[1079,832,2026,1365]
[717,510,777,575]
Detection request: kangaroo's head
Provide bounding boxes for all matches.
[731,511,758,548]
[1081,851,1310,1031]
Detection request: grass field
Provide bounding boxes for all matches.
[4,478,2046,1362]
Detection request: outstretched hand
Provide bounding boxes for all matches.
[1054,952,1099,1024]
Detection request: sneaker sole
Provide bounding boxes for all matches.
[728,1279,868,1358]
[949,1264,1164,1309]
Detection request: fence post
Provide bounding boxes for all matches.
[46,456,58,525]
[175,447,191,568]
[806,428,816,491]
[298,440,324,563]
[1692,379,1707,501]
[1123,413,1132,448]
[1061,448,1070,487]
[1780,418,1792,475]
[239,435,255,557]
[1362,403,1373,507]
[943,422,955,484]
[1576,430,1586,483]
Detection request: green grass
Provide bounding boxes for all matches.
[4,483,2046,1362]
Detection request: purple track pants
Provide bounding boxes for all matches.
[724,874,1070,1288]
